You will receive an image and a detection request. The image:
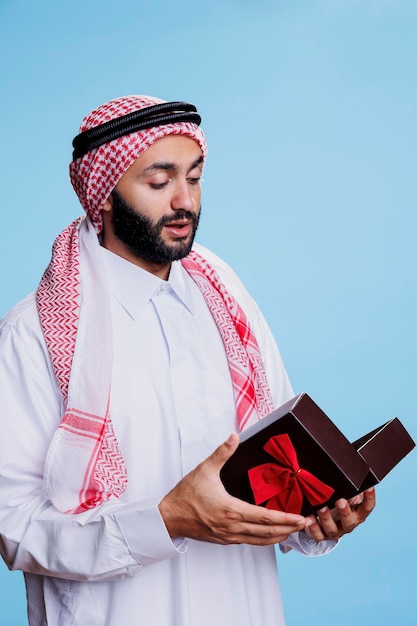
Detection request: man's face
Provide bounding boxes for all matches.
[102,134,204,277]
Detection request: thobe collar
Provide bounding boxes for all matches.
[100,246,195,320]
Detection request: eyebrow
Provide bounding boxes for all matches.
[142,156,204,175]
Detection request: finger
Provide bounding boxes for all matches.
[348,494,364,508]
[230,521,307,543]
[228,494,306,527]
[334,499,357,534]
[354,487,376,522]
[206,433,240,470]
[316,506,341,540]
[211,516,308,545]
[304,516,319,540]
[361,487,376,515]
[304,515,327,542]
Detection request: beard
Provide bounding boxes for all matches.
[110,189,200,264]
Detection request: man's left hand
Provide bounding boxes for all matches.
[304,487,376,542]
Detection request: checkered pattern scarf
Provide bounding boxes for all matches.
[37,96,274,513]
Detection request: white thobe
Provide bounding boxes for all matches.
[0,243,336,626]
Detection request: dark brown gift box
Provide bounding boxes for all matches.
[220,393,415,516]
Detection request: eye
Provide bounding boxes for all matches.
[187,177,202,186]
[149,178,172,190]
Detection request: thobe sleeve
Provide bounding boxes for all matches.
[0,296,185,582]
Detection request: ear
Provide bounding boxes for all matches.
[101,192,114,240]
[102,191,114,213]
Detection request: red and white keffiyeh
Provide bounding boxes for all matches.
[69,95,208,233]
[37,96,274,513]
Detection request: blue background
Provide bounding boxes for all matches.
[1,1,416,624]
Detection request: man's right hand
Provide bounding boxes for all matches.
[158,433,307,546]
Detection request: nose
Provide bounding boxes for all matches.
[171,179,197,212]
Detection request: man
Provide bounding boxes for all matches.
[0,95,375,626]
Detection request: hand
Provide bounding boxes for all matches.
[158,433,307,546]
[304,488,376,542]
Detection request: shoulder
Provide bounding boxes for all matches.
[0,292,59,394]
[191,243,294,404]
[191,242,266,342]
[191,243,252,302]
[192,242,232,271]
[1,292,43,342]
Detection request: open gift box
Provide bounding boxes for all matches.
[220,393,415,516]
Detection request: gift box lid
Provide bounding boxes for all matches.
[353,417,415,482]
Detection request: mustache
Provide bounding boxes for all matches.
[158,209,199,226]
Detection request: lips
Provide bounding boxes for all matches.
[163,220,193,238]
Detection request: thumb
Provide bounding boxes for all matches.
[208,433,240,470]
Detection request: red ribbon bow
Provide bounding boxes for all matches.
[247,433,334,514]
